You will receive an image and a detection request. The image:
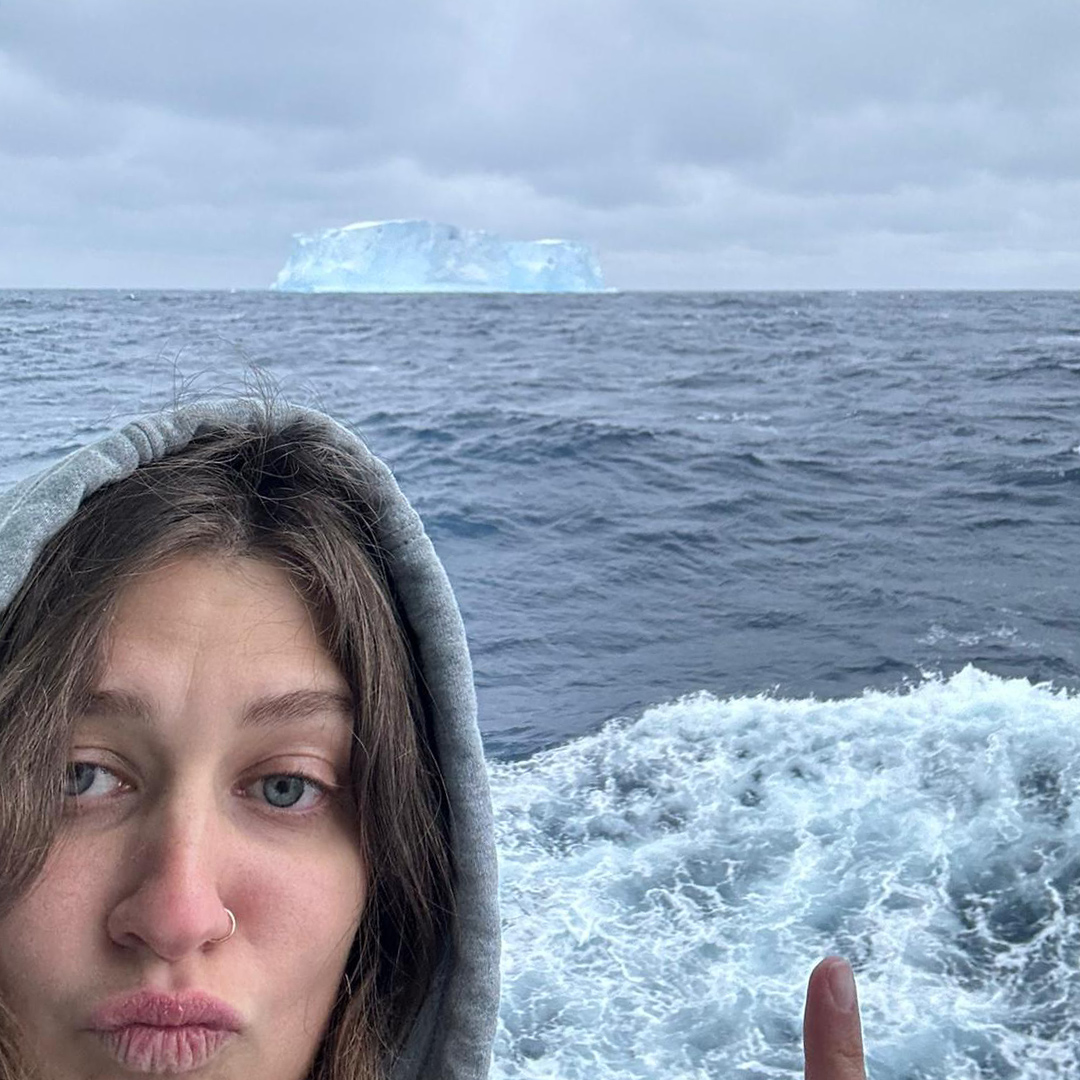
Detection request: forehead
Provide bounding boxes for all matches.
[80,686,354,732]
[109,554,315,628]
[103,554,329,656]
[85,554,353,728]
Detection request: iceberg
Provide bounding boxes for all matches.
[271,219,605,293]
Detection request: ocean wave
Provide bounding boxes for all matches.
[491,668,1080,1079]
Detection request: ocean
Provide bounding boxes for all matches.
[3,289,1080,1077]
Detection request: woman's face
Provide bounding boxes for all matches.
[0,554,366,1079]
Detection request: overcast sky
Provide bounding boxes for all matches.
[2,0,1080,289]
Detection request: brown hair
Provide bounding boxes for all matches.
[0,397,453,1080]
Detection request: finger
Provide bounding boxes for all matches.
[803,956,866,1080]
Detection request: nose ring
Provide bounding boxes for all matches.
[208,907,236,945]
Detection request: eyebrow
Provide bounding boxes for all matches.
[79,687,354,731]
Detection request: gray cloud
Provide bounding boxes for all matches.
[2,0,1079,286]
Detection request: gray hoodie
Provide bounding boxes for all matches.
[0,396,501,1079]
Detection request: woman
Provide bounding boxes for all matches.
[0,391,865,1079]
[0,393,500,1079]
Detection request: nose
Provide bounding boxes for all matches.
[106,794,235,962]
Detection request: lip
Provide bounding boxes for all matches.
[88,988,244,1032]
[94,1025,237,1074]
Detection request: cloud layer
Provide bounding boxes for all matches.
[2,0,1079,287]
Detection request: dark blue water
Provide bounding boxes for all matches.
[3,290,1079,755]
[4,289,1080,1078]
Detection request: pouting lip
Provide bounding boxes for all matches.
[87,989,243,1033]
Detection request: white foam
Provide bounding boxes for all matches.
[491,667,1080,1078]
[918,623,1033,649]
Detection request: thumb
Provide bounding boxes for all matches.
[803,956,866,1080]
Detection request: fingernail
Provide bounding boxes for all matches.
[828,960,856,1013]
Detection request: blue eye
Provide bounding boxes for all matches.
[262,775,315,809]
[63,762,101,798]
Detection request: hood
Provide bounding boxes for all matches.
[0,396,500,1079]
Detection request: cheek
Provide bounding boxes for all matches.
[235,837,367,977]
[0,841,106,1010]
[238,841,367,1043]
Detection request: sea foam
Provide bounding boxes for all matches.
[490,667,1080,1079]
